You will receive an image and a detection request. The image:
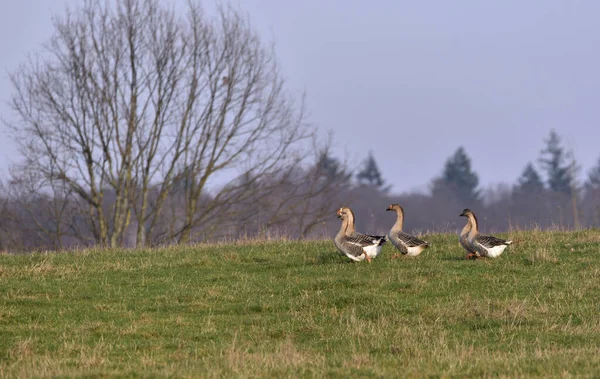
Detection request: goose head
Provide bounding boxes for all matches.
[459,208,474,218]
[386,204,404,214]
[336,207,353,220]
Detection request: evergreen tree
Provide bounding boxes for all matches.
[539,129,576,195]
[315,151,351,183]
[516,162,544,194]
[440,146,480,204]
[586,155,600,190]
[356,151,387,190]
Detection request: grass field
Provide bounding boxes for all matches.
[0,230,599,377]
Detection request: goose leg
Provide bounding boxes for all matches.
[466,252,477,260]
[364,253,372,263]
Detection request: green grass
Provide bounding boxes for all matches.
[1,230,599,377]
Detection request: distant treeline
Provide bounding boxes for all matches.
[1,128,599,252]
[327,129,600,237]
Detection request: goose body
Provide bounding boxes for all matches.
[386,204,430,257]
[459,209,512,259]
[335,207,387,262]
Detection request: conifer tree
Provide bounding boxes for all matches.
[315,151,351,183]
[539,130,577,195]
[440,146,480,204]
[516,162,544,194]
[356,151,388,191]
[586,155,600,190]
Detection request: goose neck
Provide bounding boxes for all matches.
[467,214,479,238]
[392,210,404,232]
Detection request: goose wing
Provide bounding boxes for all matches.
[475,234,510,248]
[349,232,387,247]
[396,231,428,247]
[342,238,369,258]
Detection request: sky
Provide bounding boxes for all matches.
[1,0,599,194]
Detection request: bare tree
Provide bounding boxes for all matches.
[5,0,317,248]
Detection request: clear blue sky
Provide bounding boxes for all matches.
[1,0,599,193]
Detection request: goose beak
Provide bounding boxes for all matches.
[459,210,467,217]
[336,209,342,218]
[386,205,393,211]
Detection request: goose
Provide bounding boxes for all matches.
[459,209,512,259]
[385,204,430,257]
[334,207,387,262]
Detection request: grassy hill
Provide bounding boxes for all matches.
[1,230,599,377]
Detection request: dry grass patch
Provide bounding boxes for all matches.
[527,247,559,263]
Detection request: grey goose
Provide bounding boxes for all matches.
[459,209,512,259]
[334,207,387,262]
[385,204,430,257]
